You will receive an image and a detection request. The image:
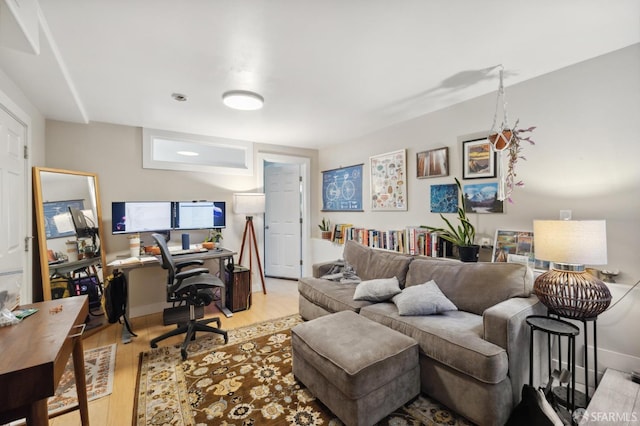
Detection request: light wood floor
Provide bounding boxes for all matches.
[50,277,300,426]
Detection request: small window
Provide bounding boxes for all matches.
[143,128,253,175]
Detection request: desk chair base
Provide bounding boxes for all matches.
[150,316,228,360]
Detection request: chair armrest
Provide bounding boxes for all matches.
[312,259,343,278]
[175,267,210,281]
[483,295,549,402]
[175,259,205,271]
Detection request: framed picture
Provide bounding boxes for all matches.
[430,183,458,213]
[492,229,550,270]
[462,182,503,213]
[462,137,496,179]
[370,149,407,211]
[417,147,449,178]
[321,164,364,211]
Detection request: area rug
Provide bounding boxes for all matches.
[134,315,473,425]
[48,343,117,416]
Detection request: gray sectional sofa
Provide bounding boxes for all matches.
[298,240,548,425]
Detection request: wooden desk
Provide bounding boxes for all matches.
[0,297,89,425]
[110,248,236,343]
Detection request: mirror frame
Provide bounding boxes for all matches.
[33,167,107,301]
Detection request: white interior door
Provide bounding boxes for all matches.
[264,162,301,279]
[0,106,27,309]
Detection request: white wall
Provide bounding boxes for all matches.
[315,44,640,373]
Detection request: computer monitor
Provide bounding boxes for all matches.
[111,201,173,234]
[68,207,93,239]
[173,201,226,230]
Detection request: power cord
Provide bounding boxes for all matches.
[605,278,640,312]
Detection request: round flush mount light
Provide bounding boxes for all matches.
[222,90,264,110]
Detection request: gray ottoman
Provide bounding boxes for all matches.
[291,310,420,426]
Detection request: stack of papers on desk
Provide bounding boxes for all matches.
[108,256,157,266]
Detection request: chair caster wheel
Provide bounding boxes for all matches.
[215,318,221,328]
[150,343,158,348]
[223,332,229,344]
[181,349,187,360]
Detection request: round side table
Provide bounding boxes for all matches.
[526,315,580,414]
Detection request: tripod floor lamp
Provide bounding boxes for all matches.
[233,193,267,294]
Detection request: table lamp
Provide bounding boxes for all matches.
[233,193,267,294]
[533,220,611,319]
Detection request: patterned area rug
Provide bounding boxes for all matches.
[134,315,473,425]
[49,343,117,415]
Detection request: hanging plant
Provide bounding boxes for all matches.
[486,65,536,202]
[502,120,536,202]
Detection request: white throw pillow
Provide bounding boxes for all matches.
[392,280,457,316]
[353,277,402,302]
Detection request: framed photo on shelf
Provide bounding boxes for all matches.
[321,164,364,212]
[462,182,503,213]
[370,149,407,211]
[492,229,549,270]
[462,137,496,179]
[417,147,449,179]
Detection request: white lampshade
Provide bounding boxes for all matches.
[533,220,607,265]
[233,193,265,215]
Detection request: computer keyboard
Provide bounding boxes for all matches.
[169,247,209,256]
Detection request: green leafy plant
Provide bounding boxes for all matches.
[205,229,223,243]
[423,177,476,247]
[318,217,331,232]
[503,120,536,202]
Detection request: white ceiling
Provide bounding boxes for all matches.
[1,1,639,149]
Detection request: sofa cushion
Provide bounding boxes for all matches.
[360,302,509,384]
[353,277,402,302]
[405,260,533,315]
[392,280,457,316]
[298,277,372,314]
[343,240,414,287]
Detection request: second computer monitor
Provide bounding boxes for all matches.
[173,201,226,230]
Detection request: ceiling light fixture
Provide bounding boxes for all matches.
[222,90,264,111]
[177,151,199,156]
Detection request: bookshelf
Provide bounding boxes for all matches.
[325,224,453,258]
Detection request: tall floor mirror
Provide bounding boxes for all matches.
[33,167,107,302]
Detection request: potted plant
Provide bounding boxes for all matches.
[318,218,332,240]
[423,177,479,262]
[204,229,223,249]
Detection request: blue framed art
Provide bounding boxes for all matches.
[430,184,458,213]
[322,164,363,211]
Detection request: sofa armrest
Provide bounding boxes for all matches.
[312,259,343,278]
[483,295,549,404]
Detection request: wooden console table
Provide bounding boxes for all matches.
[0,297,89,425]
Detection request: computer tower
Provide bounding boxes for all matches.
[226,265,251,313]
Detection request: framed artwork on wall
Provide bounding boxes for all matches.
[430,183,458,213]
[462,182,504,213]
[370,149,407,211]
[321,164,364,211]
[462,137,496,179]
[417,147,449,178]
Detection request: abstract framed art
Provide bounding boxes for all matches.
[462,137,497,179]
[417,147,449,178]
[370,149,407,211]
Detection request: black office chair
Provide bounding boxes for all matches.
[150,233,228,360]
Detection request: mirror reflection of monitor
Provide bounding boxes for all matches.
[174,201,226,230]
[68,207,93,239]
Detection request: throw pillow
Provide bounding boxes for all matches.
[353,277,401,302]
[392,280,457,316]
